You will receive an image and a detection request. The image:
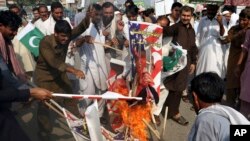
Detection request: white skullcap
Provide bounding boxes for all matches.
[222,10,230,15]
[114,11,121,15]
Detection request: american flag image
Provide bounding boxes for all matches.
[128,21,163,96]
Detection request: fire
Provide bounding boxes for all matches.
[108,71,153,140]
[117,101,151,141]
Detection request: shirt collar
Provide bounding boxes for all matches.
[50,34,58,48]
[179,21,192,29]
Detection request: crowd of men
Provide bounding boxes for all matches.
[1,0,250,141]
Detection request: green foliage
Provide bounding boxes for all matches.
[13,0,60,6]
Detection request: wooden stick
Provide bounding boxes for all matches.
[44,101,64,117]
[94,41,123,53]
[162,107,168,136]
[124,127,129,141]
[142,118,160,140]
[26,81,66,118]
[151,108,158,130]
[50,99,64,110]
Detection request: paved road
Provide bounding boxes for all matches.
[13,99,196,141]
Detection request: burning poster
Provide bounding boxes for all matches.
[128,21,163,96]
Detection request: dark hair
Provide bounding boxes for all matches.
[240,9,250,19]
[181,5,194,14]
[9,4,20,11]
[191,72,224,103]
[143,9,151,17]
[148,8,155,14]
[38,4,48,11]
[87,3,102,13]
[125,4,139,15]
[171,2,183,10]
[32,7,39,12]
[54,20,71,34]
[207,4,219,11]
[223,5,236,13]
[102,2,114,9]
[157,15,169,22]
[19,9,27,17]
[0,10,22,31]
[51,2,63,12]
[125,0,134,7]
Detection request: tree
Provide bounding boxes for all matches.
[11,0,60,6]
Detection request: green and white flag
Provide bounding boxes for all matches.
[17,23,44,57]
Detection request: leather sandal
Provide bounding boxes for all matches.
[172,116,189,126]
[182,96,190,103]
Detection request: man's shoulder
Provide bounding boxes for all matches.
[197,111,230,125]
[230,25,240,31]
[40,35,54,45]
[34,19,42,25]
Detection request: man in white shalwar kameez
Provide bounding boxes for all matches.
[78,4,108,118]
[196,4,226,78]
[34,5,49,35]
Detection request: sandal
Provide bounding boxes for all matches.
[182,96,190,103]
[172,116,189,126]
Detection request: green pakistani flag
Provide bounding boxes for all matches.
[17,23,44,57]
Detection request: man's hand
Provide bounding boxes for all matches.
[216,14,223,24]
[189,64,195,74]
[102,30,110,37]
[30,88,52,101]
[124,40,129,48]
[74,69,85,79]
[117,20,124,31]
[84,35,94,44]
[105,39,112,47]
[112,37,119,46]
[75,36,85,47]
[66,66,85,79]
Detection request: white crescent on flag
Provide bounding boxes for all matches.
[29,36,39,48]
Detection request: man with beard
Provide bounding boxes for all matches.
[195,4,226,78]
[188,72,250,141]
[102,2,115,38]
[42,2,72,35]
[78,3,109,123]
[101,2,116,62]
[161,6,198,126]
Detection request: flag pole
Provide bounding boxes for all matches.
[94,41,123,53]
[52,93,143,101]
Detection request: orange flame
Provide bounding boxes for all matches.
[117,101,151,141]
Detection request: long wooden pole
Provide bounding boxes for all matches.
[94,41,123,53]
[142,118,160,140]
